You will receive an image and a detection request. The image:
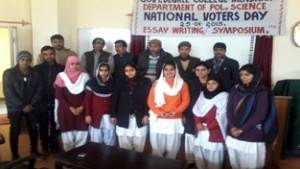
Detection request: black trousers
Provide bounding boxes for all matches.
[39,106,59,150]
[8,111,38,157]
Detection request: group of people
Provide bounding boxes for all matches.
[2,34,277,169]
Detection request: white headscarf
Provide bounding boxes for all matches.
[154,62,184,107]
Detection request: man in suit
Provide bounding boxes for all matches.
[173,41,201,81]
[206,42,239,91]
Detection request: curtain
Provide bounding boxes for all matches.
[130,35,145,57]
[253,36,273,88]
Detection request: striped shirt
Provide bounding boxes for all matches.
[145,55,159,83]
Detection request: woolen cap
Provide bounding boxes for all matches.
[17,51,32,61]
[178,41,192,48]
[148,39,162,46]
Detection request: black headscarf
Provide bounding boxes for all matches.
[85,63,113,95]
[203,75,225,100]
[123,61,140,92]
[237,64,264,93]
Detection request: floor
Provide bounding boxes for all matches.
[1,121,300,169]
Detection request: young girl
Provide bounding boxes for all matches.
[54,56,90,151]
[148,60,190,159]
[226,64,277,169]
[193,76,228,169]
[84,63,116,145]
[184,61,211,168]
[111,62,152,152]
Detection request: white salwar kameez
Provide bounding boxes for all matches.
[116,115,148,152]
[193,92,228,169]
[149,110,184,159]
[226,136,266,169]
[61,131,88,151]
[185,133,196,164]
[89,114,116,146]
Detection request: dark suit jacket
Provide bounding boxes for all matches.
[174,56,201,81]
[206,56,239,91]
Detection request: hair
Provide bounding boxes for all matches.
[123,61,137,71]
[40,45,55,54]
[194,61,210,70]
[213,42,226,50]
[239,64,263,91]
[114,39,127,47]
[163,60,176,70]
[99,63,110,71]
[50,34,64,41]
[92,37,105,45]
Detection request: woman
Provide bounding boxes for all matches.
[54,56,90,151]
[184,61,210,167]
[226,64,277,169]
[193,76,228,169]
[84,63,116,145]
[111,62,152,152]
[148,60,190,159]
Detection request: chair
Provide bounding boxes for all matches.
[0,155,36,169]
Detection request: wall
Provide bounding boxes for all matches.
[1,0,299,86]
[272,0,300,85]
[0,0,32,57]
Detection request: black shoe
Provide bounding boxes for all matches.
[31,151,44,160]
[11,155,19,161]
[184,163,196,169]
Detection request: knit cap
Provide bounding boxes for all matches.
[178,41,192,48]
[17,51,32,61]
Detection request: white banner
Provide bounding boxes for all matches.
[131,0,287,36]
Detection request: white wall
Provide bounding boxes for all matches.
[272,0,300,86]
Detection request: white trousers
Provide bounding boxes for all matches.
[227,147,265,169]
[89,115,116,146]
[185,133,195,164]
[61,131,88,151]
[118,135,146,152]
[194,146,225,169]
[150,133,181,159]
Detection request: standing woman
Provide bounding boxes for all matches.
[84,63,116,146]
[111,62,152,152]
[193,76,228,169]
[184,61,211,168]
[54,56,90,151]
[148,60,190,159]
[226,64,277,169]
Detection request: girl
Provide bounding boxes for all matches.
[184,61,211,168]
[193,76,228,169]
[148,60,190,159]
[111,62,152,152]
[85,63,116,145]
[226,64,277,169]
[54,56,90,151]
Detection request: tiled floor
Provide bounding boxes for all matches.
[0,123,300,169]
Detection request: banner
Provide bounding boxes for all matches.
[131,0,287,36]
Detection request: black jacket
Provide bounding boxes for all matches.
[3,65,43,112]
[33,61,64,111]
[173,56,201,81]
[206,56,239,92]
[137,49,173,79]
[111,76,152,128]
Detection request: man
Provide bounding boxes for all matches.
[81,37,114,78]
[137,39,173,82]
[173,41,201,81]
[3,51,42,160]
[34,46,64,155]
[37,34,77,65]
[113,39,135,79]
[206,42,239,91]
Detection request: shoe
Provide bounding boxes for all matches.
[31,151,45,160]
[184,163,196,169]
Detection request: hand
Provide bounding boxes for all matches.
[168,111,177,118]
[196,123,207,131]
[230,127,243,137]
[142,116,149,125]
[160,112,168,118]
[85,115,92,124]
[110,118,117,125]
[75,106,84,115]
[23,104,33,113]
[69,106,77,115]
